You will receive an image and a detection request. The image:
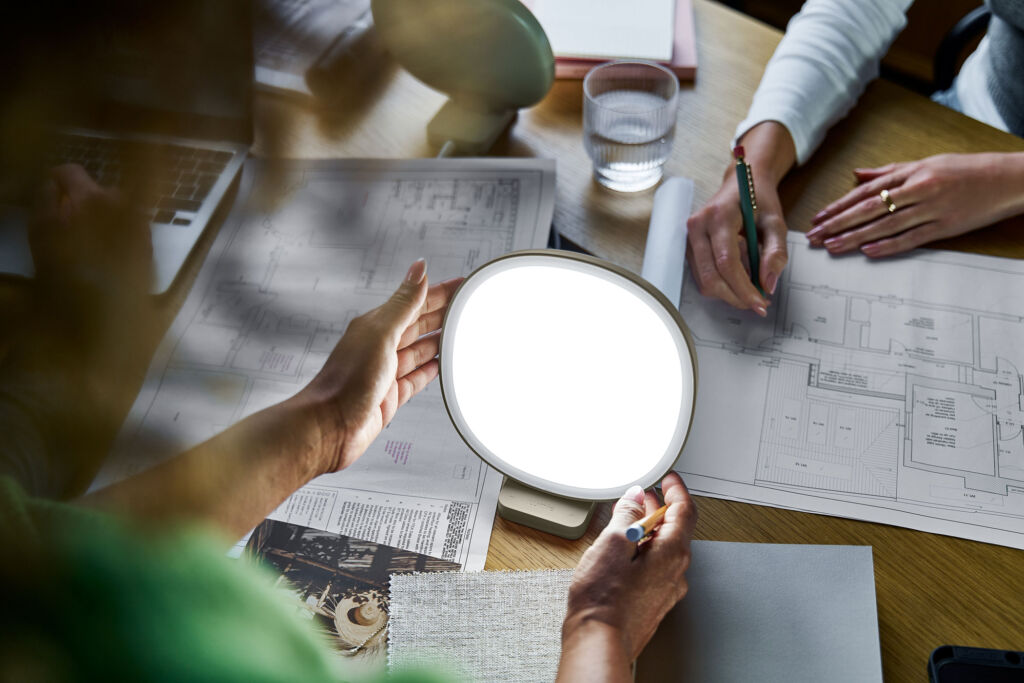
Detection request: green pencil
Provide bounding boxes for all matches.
[733,146,764,296]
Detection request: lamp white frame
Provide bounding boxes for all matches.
[438,249,698,502]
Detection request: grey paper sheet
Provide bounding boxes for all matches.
[636,542,882,683]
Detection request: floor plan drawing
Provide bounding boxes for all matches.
[94,158,555,569]
[674,234,1024,548]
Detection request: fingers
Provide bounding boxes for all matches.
[810,167,911,233]
[709,227,769,316]
[51,164,105,217]
[821,203,928,254]
[758,215,788,295]
[643,489,662,517]
[51,163,101,198]
[398,309,444,348]
[811,179,933,253]
[656,473,697,540]
[422,277,463,316]
[375,259,430,344]
[809,179,921,248]
[809,193,889,245]
[396,330,440,377]
[686,182,775,315]
[29,165,151,289]
[396,359,439,405]
[686,235,745,309]
[861,223,938,258]
[397,277,463,348]
[851,163,898,182]
[40,164,106,228]
[380,380,400,428]
[661,472,689,506]
[608,484,647,533]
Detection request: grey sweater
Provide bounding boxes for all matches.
[987,0,1024,136]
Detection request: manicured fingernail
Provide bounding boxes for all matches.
[754,304,768,317]
[812,211,827,224]
[861,243,881,257]
[624,485,644,503]
[824,237,842,250]
[765,272,778,295]
[405,258,426,283]
[807,227,824,242]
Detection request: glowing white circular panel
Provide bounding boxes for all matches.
[439,251,697,501]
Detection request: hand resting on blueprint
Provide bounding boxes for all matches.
[82,259,463,540]
[806,152,1024,257]
[557,472,698,683]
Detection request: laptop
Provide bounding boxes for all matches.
[0,1,252,294]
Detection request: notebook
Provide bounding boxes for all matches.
[529,0,675,62]
[522,0,697,80]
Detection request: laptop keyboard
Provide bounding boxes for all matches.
[50,133,233,226]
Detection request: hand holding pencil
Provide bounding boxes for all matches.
[625,503,669,542]
[685,121,795,314]
[559,472,698,672]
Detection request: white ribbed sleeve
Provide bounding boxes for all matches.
[733,0,913,164]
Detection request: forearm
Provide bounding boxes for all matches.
[995,152,1024,219]
[557,617,633,683]
[80,392,338,540]
[734,121,798,187]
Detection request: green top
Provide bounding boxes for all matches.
[0,477,443,683]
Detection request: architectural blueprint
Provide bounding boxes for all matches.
[667,232,1024,549]
[93,158,555,569]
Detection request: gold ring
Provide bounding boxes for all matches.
[880,189,897,213]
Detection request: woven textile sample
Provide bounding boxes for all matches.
[388,570,573,683]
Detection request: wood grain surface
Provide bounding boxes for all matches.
[3,1,1022,679]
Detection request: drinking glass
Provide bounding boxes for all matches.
[583,61,679,192]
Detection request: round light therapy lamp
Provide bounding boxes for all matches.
[371,0,554,155]
[439,250,698,539]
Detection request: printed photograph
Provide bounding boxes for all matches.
[245,519,460,669]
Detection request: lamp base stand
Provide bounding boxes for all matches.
[427,99,515,156]
[497,477,595,540]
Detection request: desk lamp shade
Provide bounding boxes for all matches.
[439,251,698,504]
[371,0,555,154]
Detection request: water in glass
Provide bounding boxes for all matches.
[585,90,676,192]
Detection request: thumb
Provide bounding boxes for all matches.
[758,215,789,297]
[378,258,429,338]
[608,485,646,533]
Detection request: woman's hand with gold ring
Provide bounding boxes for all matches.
[879,188,896,213]
[805,153,1024,258]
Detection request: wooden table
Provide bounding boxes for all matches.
[6,1,1022,679]
[255,3,1024,678]
[287,3,1024,679]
